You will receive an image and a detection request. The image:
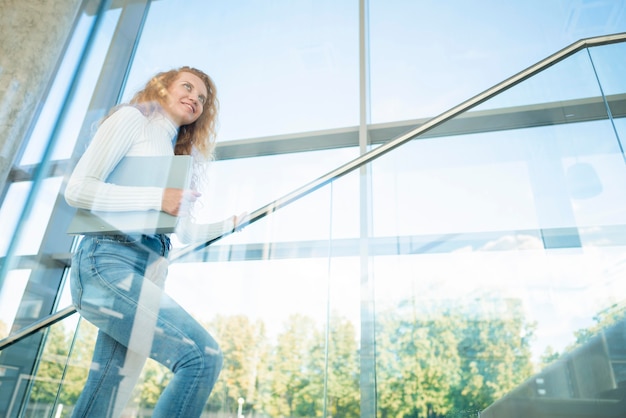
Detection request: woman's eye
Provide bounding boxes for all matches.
[183,83,191,91]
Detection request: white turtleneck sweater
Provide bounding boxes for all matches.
[65,106,234,244]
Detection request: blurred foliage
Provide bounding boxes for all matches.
[23,298,544,417]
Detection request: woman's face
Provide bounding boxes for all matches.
[163,71,208,127]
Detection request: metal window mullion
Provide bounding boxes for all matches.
[358,0,377,417]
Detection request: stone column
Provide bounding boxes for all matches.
[0,0,82,193]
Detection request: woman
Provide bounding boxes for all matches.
[65,66,246,417]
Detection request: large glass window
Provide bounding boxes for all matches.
[2,1,626,417]
[125,0,360,141]
[369,0,626,123]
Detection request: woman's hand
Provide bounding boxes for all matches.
[162,188,201,216]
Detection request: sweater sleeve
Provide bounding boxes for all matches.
[65,107,164,212]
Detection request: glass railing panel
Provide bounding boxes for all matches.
[4,34,626,418]
[0,255,74,341]
[16,167,362,417]
[164,173,362,417]
[0,318,77,418]
[0,183,29,257]
[371,131,540,236]
[0,270,30,340]
[617,118,626,151]
[589,41,626,162]
[474,49,603,111]
[52,318,95,418]
[368,1,626,125]
[164,259,361,417]
[171,146,359,246]
[20,318,82,418]
[369,43,626,416]
[588,42,626,97]
[0,267,76,418]
[24,315,205,418]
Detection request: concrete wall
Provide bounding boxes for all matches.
[0,0,83,193]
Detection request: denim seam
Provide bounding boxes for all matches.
[81,341,123,417]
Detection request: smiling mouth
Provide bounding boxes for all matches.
[183,102,195,113]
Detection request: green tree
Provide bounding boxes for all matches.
[539,345,560,369]
[377,303,462,418]
[263,313,319,417]
[307,311,360,418]
[135,359,172,410]
[543,304,626,375]
[206,314,269,416]
[25,318,97,416]
[28,322,72,407]
[573,303,626,347]
[452,299,535,414]
[376,298,535,418]
[20,295,541,417]
[59,319,97,409]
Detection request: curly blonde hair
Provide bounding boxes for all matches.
[129,66,219,160]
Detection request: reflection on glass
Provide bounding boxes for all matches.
[19,14,95,166]
[0,183,30,257]
[369,41,626,416]
[23,321,79,417]
[28,40,621,417]
[11,177,64,256]
[368,0,626,124]
[0,270,30,339]
[589,42,626,96]
[19,9,122,165]
[475,49,602,111]
[184,147,359,240]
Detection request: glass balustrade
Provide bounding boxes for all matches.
[368,41,626,417]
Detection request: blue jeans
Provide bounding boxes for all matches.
[70,234,222,418]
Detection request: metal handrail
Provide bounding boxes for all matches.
[170,31,626,260]
[0,306,77,349]
[1,32,625,352]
